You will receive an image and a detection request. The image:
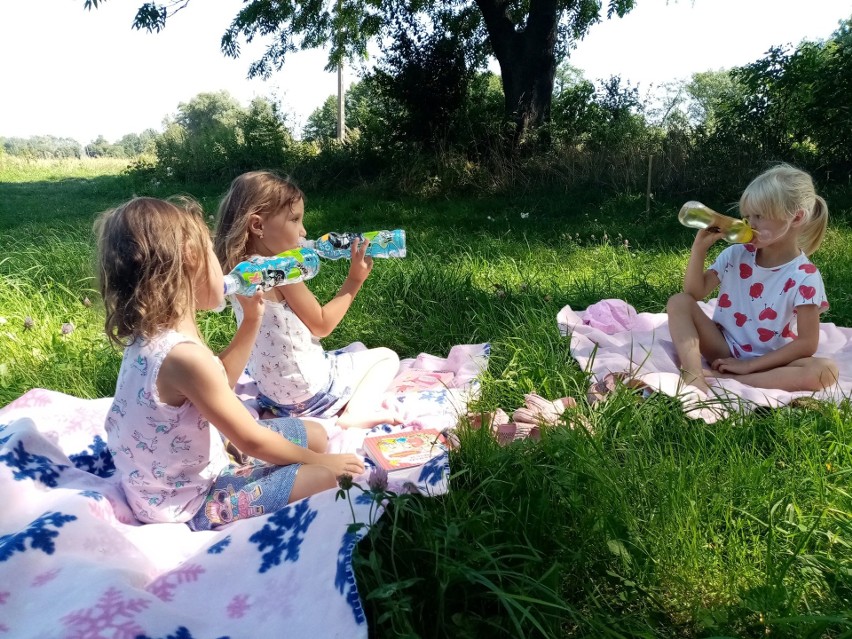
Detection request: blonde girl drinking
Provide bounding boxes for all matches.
[667,164,839,394]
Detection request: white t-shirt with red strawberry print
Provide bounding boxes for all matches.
[708,243,828,359]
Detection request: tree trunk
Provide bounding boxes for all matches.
[475,0,559,146]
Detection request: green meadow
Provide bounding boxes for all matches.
[1,157,851,637]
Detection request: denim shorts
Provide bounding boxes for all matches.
[188,417,307,531]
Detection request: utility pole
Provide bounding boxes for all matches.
[337,63,345,142]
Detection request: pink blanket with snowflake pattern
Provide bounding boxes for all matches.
[0,343,487,638]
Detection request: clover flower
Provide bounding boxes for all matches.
[367,467,389,493]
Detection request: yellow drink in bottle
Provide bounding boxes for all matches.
[678,201,753,243]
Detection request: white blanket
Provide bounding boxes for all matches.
[0,343,488,638]
[558,300,852,422]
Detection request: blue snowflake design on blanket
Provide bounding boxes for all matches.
[248,498,318,573]
[207,535,232,554]
[137,628,230,639]
[0,440,68,486]
[69,435,116,478]
[335,531,367,625]
[0,511,77,561]
[394,389,450,405]
[418,452,449,486]
[355,492,374,505]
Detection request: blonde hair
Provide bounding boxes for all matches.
[95,196,212,347]
[739,163,829,256]
[214,171,305,272]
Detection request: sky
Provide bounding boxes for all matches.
[0,0,849,144]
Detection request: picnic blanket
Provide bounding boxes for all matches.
[0,343,488,639]
[558,299,852,422]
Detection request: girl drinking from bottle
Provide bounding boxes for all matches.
[214,171,400,429]
[667,164,838,395]
[97,196,364,530]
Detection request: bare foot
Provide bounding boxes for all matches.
[680,371,710,394]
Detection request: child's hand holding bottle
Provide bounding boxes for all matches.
[234,288,266,323]
[692,226,727,253]
[345,236,374,287]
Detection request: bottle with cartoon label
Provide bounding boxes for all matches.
[678,201,753,244]
[223,247,320,296]
[302,229,406,260]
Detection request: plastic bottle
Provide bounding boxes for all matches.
[678,201,753,243]
[302,229,407,260]
[222,247,321,296]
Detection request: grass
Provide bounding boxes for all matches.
[1,158,851,637]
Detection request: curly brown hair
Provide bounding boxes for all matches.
[95,196,212,347]
[214,171,304,272]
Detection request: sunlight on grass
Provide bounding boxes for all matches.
[0,156,131,183]
[2,162,851,637]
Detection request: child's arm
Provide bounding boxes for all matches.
[159,342,365,475]
[217,291,265,388]
[281,237,373,338]
[684,229,723,300]
[711,304,821,375]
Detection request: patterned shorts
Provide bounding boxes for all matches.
[257,350,356,419]
[188,418,307,531]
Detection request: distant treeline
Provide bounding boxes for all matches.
[8,17,850,201]
[1,130,158,160]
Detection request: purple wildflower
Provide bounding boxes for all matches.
[367,467,388,493]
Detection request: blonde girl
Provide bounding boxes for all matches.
[214,171,401,429]
[97,197,364,530]
[668,164,839,394]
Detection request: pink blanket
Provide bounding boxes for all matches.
[558,299,852,422]
[0,343,488,638]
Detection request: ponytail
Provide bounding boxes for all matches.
[799,194,828,256]
[741,164,829,256]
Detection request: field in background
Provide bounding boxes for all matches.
[1,158,851,637]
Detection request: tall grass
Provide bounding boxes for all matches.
[1,159,851,637]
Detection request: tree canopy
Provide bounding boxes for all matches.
[83,0,635,142]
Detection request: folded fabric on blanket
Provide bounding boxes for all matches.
[238,343,488,481]
[380,343,489,431]
[557,299,852,423]
[0,344,487,638]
